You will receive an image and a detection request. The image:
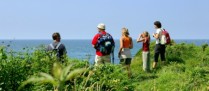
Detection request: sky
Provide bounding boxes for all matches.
[0,0,209,40]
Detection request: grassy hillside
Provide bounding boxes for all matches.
[0,41,209,91]
[131,41,209,91]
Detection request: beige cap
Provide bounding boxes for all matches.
[97,23,105,30]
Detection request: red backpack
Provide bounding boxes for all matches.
[161,29,171,45]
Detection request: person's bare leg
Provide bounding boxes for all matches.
[126,65,131,78]
[161,61,165,66]
[153,62,157,69]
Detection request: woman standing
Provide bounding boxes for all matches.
[118,28,133,78]
[137,31,150,72]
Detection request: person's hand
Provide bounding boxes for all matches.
[136,38,139,43]
[92,45,97,49]
[153,33,155,37]
[118,52,121,58]
[137,34,142,43]
[140,34,143,37]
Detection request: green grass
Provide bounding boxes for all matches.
[0,41,209,91]
[131,41,209,91]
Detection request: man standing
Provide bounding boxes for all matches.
[152,21,166,68]
[92,23,115,66]
[47,32,67,62]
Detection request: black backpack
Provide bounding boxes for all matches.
[96,33,115,55]
[49,43,62,58]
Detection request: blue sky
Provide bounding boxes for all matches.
[0,0,209,40]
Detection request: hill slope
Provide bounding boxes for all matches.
[131,42,209,90]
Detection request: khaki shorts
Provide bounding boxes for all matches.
[95,55,111,66]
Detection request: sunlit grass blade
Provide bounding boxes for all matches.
[52,62,63,80]
[61,64,73,81]
[18,77,45,91]
[66,68,86,81]
[39,72,57,86]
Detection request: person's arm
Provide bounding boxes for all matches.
[63,44,67,54]
[137,34,145,43]
[153,33,160,39]
[118,37,123,56]
[153,29,161,39]
[129,37,133,49]
[58,44,67,57]
[92,34,99,49]
[92,45,96,49]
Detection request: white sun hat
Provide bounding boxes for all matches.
[97,23,105,30]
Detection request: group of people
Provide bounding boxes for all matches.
[46,21,167,77]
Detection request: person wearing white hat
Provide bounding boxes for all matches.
[97,23,105,30]
[92,23,115,66]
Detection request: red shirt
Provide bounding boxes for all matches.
[92,31,111,56]
[142,37,150,52]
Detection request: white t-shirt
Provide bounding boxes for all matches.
[155,28,162,44]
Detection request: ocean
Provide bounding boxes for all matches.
[0,39,209,64]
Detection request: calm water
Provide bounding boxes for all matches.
[0,39,209,64]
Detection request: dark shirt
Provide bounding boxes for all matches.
[46,42,67,57]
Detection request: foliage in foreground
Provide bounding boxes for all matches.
[18,62,87,91]
[0,41,209,91]
[0,46,132,91]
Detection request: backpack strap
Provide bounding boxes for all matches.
[158,28,163,43]
[55,42,62,49]
[97,32,106,44]
[50,42,62,49]
[50,43,55,49]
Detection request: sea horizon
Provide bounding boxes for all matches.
[0,38,209,40]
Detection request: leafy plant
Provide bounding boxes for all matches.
[18,62,87,91]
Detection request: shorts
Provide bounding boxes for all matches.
[154,44,166,62]
[120,48,132,58]
[120,58,132,65]
[95,55,111,66]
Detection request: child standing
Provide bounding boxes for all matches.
[137,31,150,72]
